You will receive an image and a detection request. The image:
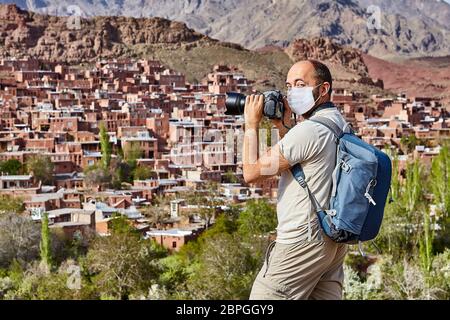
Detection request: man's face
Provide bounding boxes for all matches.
[285,61,330,104]
[285,61,318,91]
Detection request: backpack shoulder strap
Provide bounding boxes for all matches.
[309,116,344,142]
[290,163,323,241]
[290,164,322,213]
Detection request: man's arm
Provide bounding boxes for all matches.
[243,95,290,184]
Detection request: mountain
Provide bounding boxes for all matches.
[0,4,380,92]
[2,0,450,59]
[1,4,449,101]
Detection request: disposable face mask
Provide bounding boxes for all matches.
[287,84,324,115]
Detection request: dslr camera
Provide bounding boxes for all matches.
[225,90,285,120]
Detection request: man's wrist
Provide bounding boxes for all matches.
[245,123,259,130]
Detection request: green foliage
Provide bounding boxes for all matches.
[2,260,97,300]
[430,143,450,252]
[183,233,262,300]
[26,155,54,184]
[0,159,23,175]
[223,169,239,184]
[419,208,434,274]
[260,118,273,147]
[237,199,277,238]
[389,150,400,202]
[40,213,52,268]
[133,166,154,181]
[124,142,142,168]
[378,159,426,258]
[158,200,272,300]
[99,122,112,169]
[185,182,224,228]
[400,134,427,154]
[402,160,423,212]
[85,218,166,299]
[0,195,24,214]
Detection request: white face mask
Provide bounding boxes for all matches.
[287,84,323,115]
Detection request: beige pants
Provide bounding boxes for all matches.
[249,223,348,300]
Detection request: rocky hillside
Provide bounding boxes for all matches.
[4,0,450,59]
[1,4,448,100]
[286,38,369,77]
[0,4,229,62]
[0,4,375,90]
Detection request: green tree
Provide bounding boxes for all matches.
[237,199,277,238]
[419,208,434,274]
[133,166,154,181]
[183,233,262,300]
[85,215,166,299]
[402,160,422,213]
[124,141,142,167]
[223,169,239,184]
[0,195,24,214]
[390,150,400,202]
[99,122,112,169]
[430,143,450,250]
[0,159,23,175]
[26,155,54,185]
[40,212,52,269]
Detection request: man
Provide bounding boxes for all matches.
[243,60,348,300]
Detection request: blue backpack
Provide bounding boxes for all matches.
[291,116,392,245]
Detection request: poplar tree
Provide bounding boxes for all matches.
[99,123,112,169]
[40,212,52,268]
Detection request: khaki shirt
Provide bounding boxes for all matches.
[276,107,347,244]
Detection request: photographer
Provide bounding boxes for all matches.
[243,60,348,300]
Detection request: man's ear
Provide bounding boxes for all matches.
[321,82,330,97]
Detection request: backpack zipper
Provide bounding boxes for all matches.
[364,179,377,206]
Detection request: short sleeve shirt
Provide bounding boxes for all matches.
[276,107,347,244]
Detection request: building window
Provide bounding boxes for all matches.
[172,241,177,249]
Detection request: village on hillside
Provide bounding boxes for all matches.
[0,57,448,252]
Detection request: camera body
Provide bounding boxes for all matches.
[225,90,285,120]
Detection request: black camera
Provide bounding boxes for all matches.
[224,90,285,120]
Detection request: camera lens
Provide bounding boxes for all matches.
[225,92,246,115]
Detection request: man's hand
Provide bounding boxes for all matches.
[271,97,294,138]
[244,94,264,129]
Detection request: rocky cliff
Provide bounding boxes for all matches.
[0,4,222,62]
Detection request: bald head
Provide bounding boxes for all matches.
[286,59,333,103]
[286,61,316,88]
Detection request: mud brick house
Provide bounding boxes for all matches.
[15,70,59,83]
[155,69,185,88]
[121,131,158,159]
[24,189,82,212]
[0,174,41,200]
[145,227,203,252]
[204,65,253,95]
[25,138,55,152]
[1,58,40,71]
[145,110,170,151]
[54,172,84,190]
[45,208,96,239]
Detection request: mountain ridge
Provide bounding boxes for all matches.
[2,0,450,59]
